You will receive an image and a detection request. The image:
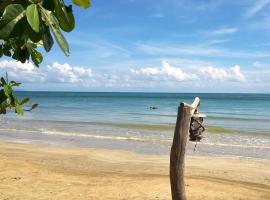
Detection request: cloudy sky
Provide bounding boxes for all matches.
[1,0,270,93]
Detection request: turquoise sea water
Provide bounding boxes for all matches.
[0,92,269,159]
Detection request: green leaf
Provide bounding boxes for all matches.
[72,0,91,8]
[54,2,75,32]
[0,4,26,39]
[0,90,7,104]
[0,44,3,56]
[31,49,43,67]
[0,0,23,14]
[0,104,7,114]
[25,42,40,65]
[50,26,69,56]
[1,77,6,85]
[42,25,54,52]
[9,81,21,87]
[6,89,16,107]
[39,6,59,31]
[20,97,29,105]
[40,6,69,56]
[15,103,24,115]
[27,21,42,43]
[26,4,40,33]
[0,76,36,115]
[3,48,11,56]
[9,15,26,38]
[26,42,37,50]
[3,43,11,57]
[12,48,29,63]
[3,85,11,96]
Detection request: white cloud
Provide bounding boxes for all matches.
[152,13,165,18]
[0,60,267,92]
[246,0,270,18]
[203,39,231,46]
[0,60,42,82]
[131,61,197,81]
[253,61,270,69]
[207,27,238,36]
[130,61,247,83]
[0,60,94,84]
[199,65,246,82]
[137,42,270,58]
[46,63,93,83]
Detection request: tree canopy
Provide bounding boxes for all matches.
[0,0,91,115]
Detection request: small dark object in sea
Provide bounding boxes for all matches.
[149,106,158,110]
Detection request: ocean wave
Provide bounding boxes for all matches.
[0,128,38,133]
[0,127,152,142]
[0,127,269,149]
[203,114,270,121]
[206,126,241,134]
[40,129,171,144]
[107,123,175,131]
[42,130,270,149]
[200,142,270,149]
[1,119,269,136]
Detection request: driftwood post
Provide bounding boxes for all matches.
[170,97,200,200]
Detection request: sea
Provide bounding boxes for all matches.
[0,92,269,160]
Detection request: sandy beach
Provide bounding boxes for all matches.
[0,141,269,200]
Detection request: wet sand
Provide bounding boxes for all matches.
[0,141,269,200]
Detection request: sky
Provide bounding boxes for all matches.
[1,0,270,93]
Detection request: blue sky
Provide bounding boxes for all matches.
[1,0,270,92]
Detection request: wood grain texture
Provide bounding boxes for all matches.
[170,98,200,200]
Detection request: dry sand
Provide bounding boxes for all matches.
[0,141,269,200]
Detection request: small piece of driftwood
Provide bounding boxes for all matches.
[170,97,200,200]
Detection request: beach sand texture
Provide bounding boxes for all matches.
[0,141,269,200]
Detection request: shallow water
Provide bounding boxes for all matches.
[0,92,269,159]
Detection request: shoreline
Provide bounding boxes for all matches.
[2,117,270,134]
[1,128,270,160]
[1,138,270,162]
[0,141,269,200]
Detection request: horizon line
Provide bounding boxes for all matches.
[14,90,270,95]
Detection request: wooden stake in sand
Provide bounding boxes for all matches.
[170,97,201,200]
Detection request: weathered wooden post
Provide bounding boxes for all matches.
[170,97,201,200]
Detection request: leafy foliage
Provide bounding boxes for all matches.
[0,0,91,65]
[0,74,38,115]
[0,0,91,115]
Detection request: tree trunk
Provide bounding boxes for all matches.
[170,98,200,200]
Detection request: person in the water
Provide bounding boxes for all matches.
[149,106,158,110]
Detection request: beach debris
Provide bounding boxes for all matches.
[11,177,21,181]
[189,109,206,151]
[189,110,205,142]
